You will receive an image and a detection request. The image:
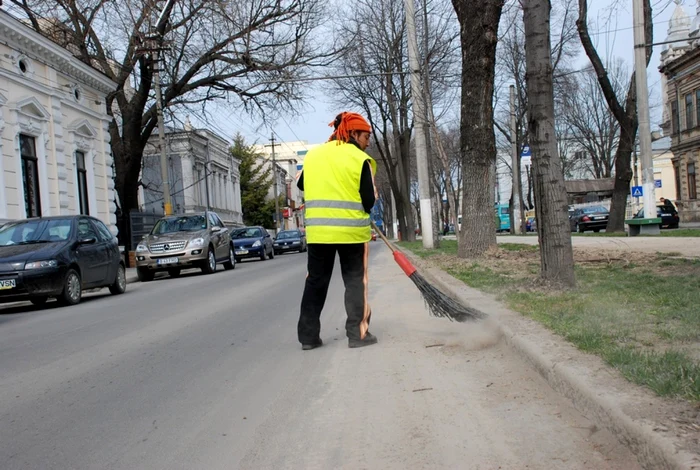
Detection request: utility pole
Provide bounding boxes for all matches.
[405,0,433,249]
[266,133,281,232]
[150,0,176,216]
[633,0,657,232]
[510,85,522,234]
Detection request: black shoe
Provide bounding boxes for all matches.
[348,332,378,349]
[302,339,323,351]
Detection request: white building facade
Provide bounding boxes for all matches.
[0,11,118,231]
[140,124,244,227]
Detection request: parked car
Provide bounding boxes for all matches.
[232,226,274,262]
[569,205,609,233]
[135,211,235,281]
[273,229,307,255]
[633,205,680,229]
[0,216,126,306]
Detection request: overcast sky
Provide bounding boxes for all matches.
[204,0,682,148]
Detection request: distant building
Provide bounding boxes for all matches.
[140,121,243,227]
[253,139,322,231]
[0,10,118,231]
[659,2,699,221]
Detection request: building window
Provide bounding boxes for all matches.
[686,94,694,130]
[672,100,680,135]
[695,91,700,127]
[674,160,682,201]
[689,162,697,200]
[19,134,41,218]
[76,151,89,215]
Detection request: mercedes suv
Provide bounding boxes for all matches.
[135,212,235,281]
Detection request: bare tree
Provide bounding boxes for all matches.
[576,0,653,232]
[451,0,504,257]
[494,0,579,229]
[523,0,575,287]
[10,0,332,224]
[560,62,632,179]
[326,0,458,242]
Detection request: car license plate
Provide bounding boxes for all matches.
[0,279,16,290]
[236,250,248,255]
[157,257,179,265]
[593,217,604,220]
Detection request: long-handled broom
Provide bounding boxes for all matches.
[371,222,485,322]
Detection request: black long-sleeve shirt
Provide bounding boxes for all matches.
[297,159,376,214]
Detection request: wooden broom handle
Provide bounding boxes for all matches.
[370,221,396,253]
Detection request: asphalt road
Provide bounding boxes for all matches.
[0,245,641,469]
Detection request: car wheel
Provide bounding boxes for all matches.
[30,296,49,306]
[109,264,127,295]
[201,247,217,274]
[168,268,181,278]
[137,267,155,282]
[58,269,82,306]
[577,223,584,233]
[260,248,267,261]
[593,229,600,233]
[223,246,236,270]
[269,247,274,259]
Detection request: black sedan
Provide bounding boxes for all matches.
[569,205,609,233]
[273,229,307,255]
[634,205,680,229]
[0,216,126,306]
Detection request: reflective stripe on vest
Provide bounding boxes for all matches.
[305,218,370,227]
[304,200,365,211]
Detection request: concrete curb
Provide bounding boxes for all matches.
[396,246,699,470]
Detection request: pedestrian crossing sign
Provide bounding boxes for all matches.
[631,186,643,198]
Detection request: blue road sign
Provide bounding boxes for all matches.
[631,186,643,198]
[521,145,531,157]
[655,179,662,189]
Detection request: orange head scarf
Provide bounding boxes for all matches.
[328,112,371,143]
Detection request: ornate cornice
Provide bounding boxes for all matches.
[0,11,117,95]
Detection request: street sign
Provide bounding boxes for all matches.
[655,179,662,189]
[631,186,643,198]
[521,145,531,157]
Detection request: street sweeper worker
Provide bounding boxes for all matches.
[295,111,379,350]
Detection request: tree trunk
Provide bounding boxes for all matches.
[451,0,503,258]
[607,124,635,232]
[524,0,575,288]
[606,77,638,232]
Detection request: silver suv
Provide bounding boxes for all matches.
[135,211,235,281]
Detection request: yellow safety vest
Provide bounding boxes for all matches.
[302,141,377,244]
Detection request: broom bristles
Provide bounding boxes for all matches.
[409,271,485,322]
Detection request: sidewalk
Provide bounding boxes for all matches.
[500,235,700,257]
[396,246,700,469]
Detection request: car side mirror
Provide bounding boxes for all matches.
[212,226,221,232]
[79,237,97,245]
[265,233,271,238]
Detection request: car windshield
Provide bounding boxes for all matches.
[276,231,299,239]
[232,228,262,239]
[0,219,73,246]
[152,215,207,234]
[582,206,608,214]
